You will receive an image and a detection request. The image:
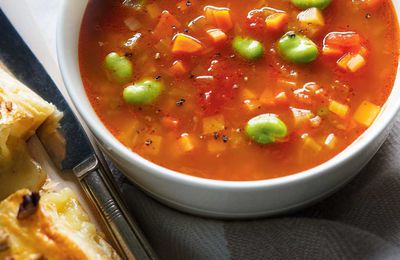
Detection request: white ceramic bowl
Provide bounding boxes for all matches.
[57,0,400,218]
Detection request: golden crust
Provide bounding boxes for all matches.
[0,67,56,200]
[0,189,120,260]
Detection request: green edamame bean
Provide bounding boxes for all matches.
[232,36,265,60]
[277,32,319,64]
[123,79,163,105]
[245,114,288,145]
[104,52,133,84]
[291,0,332,10]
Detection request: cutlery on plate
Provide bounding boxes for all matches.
[0,9,156,260]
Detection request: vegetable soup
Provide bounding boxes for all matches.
[79,0,399,181]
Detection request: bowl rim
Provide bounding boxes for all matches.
[57,0,400,190]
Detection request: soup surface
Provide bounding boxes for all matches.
[80,0,399,181]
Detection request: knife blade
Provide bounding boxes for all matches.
[0,8,156,260]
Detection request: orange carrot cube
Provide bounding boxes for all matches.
[170,60,187,76]
[172,34,203,55]
[206,29,228,44]
[265,13,289,32]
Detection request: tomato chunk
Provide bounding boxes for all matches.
[153,11,181,40]
[324,32,361,49]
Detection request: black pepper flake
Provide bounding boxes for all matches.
[155,75,162,80]
[213,132,219,140]
[145,139,153,146]
[288,31,296,38]
[183,28,189,33]
[176,98,186,106]
[222,135,229,143]
[17,192,40,220]
[365,13,372,19]
[186,0,192,7]
[124,52,133,58]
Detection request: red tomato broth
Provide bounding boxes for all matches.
[79,0,399,181]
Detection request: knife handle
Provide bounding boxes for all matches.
[74,155,156,260]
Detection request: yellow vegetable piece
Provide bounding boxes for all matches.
[301,134,322,152]
[346,54,366,72]
[297,8,325,26]
[202,114,225,134]
[353,101,381,127]
[291,107,313,127]
[329,100,349,118]
[178,133,195,152]
[337,53,353,70]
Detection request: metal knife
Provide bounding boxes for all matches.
[0,9,156,260]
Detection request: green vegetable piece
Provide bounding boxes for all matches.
[290,0,332,10]
[232,36,265,60]
[277,32,319,64]
[245,114,288,145]
[104,52,133,84]
[123,79,163,105]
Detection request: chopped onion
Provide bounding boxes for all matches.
[124,17,142,31]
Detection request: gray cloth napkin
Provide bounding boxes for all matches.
[110,115,400,260]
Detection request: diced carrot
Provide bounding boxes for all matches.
[243,99,262,111]
[146,3,161,19]
[204,6,233,31]
[322,46,344,57]
[337,53,353,70]
[207,140,226,153]
[153,11,181,40]
[324,133,337,149]
[206,29,228,44]
[346,54,366,72]
[178,133,195,152]
[259,88,275,105]
[202,114,225,134]
[274,92,288,105]
[265,13,289,32]
[301,134,322,152]
[161,116,179,129]
[172,34,203,55]
[353,101,381,127]
[214,9,233,31]
[170,60,187,76]
[328,100,349,118]
[188,16,207,31]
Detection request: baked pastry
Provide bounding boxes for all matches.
[0,188,120,260]
[0,67,56,200]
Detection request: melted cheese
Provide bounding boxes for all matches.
[0,68,55,200]
[0,189,120,260]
